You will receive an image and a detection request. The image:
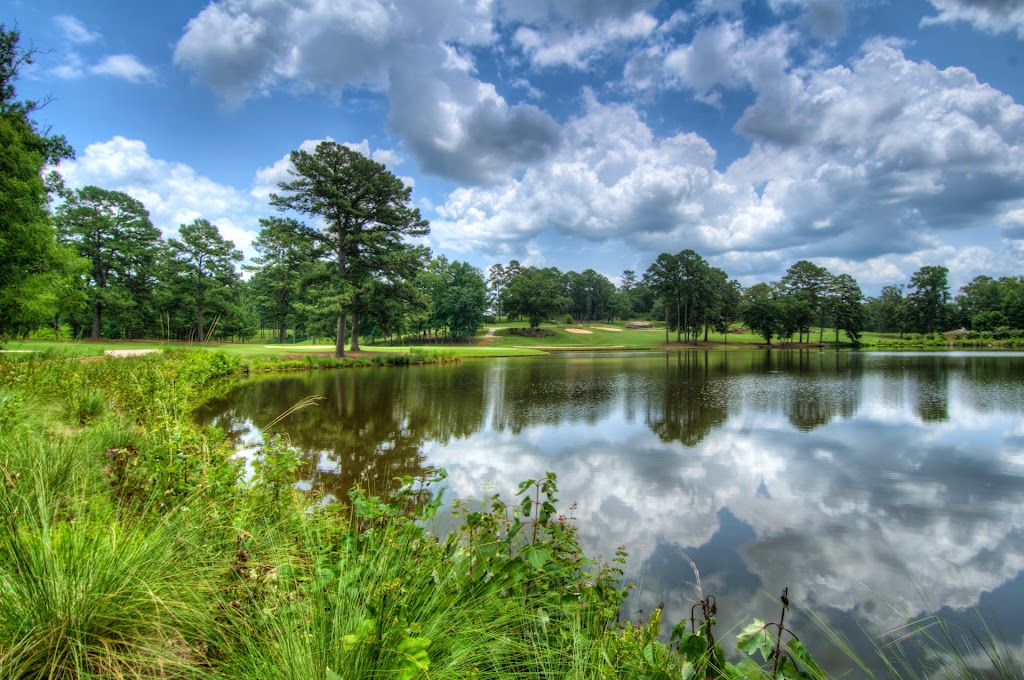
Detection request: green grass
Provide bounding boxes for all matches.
[478,321,767,349]
[0,323,903,359]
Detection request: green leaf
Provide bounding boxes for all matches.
[786,637,825,679]
[396,635,431,655]
[316,567,336,586]
[729,658,766,679]
[517,479,536,494]
[675,632,706,662]
[524,546,550,570]
[736,619,773,662]
[520,495,532,517]
[395,635,431,680]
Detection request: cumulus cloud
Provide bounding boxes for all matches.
[432,93,738,257]
[729,39,1024,261]
[495,0,658,27]
[57,136,259,257]
[624,20,796,106]
[173,0,560,185]
[49,15,155,84]
[434,29,1024,284]
[922,0,1024,39]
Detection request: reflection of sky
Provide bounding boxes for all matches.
[203,351,1024,674]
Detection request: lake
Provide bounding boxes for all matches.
[197,350,1024,673]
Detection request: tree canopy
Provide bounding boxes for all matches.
[55,185,162,339]
[0,25,83,338]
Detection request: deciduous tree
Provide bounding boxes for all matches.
[907,265,951,334]
[504,267,570,329]
[0,25,84,337]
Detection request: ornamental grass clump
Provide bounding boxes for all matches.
[0,494,220,678]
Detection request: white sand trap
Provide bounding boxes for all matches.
[105,349,161,357]
[565,328,593,334]
[590,326,622,332]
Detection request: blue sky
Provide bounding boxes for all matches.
[5,0,1024,294]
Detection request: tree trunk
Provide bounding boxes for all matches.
[91,302,102,340]
[676,297,681,343]
[336,314,346,357]
[683,295,690,345]
[350,312,361,351]
[197,303,205,343]
[279,322,287,344]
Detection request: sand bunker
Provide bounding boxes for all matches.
[104,349,161,357]
[565,328,593,334]
[590,326,622,332]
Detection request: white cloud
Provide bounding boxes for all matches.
[57,136,260,258]
[174,0,557,185]
[90,54,155,83]
[432,93,735,256]
[50,16,154,84]
[513,11,658,69]
[922,0,1024,39]
[728,39,1024,261]
[626,20,796,105]
[495,0,658,27]
[54,15,101,44]
[433,34,1024,286]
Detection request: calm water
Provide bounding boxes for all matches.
[198,350,1024,672]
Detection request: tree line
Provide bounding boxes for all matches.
[3,26,1024,352]
[486,255,862,346]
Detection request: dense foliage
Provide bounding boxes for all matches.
[0,25,83,337]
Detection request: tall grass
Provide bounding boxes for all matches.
[0,501,221,678]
